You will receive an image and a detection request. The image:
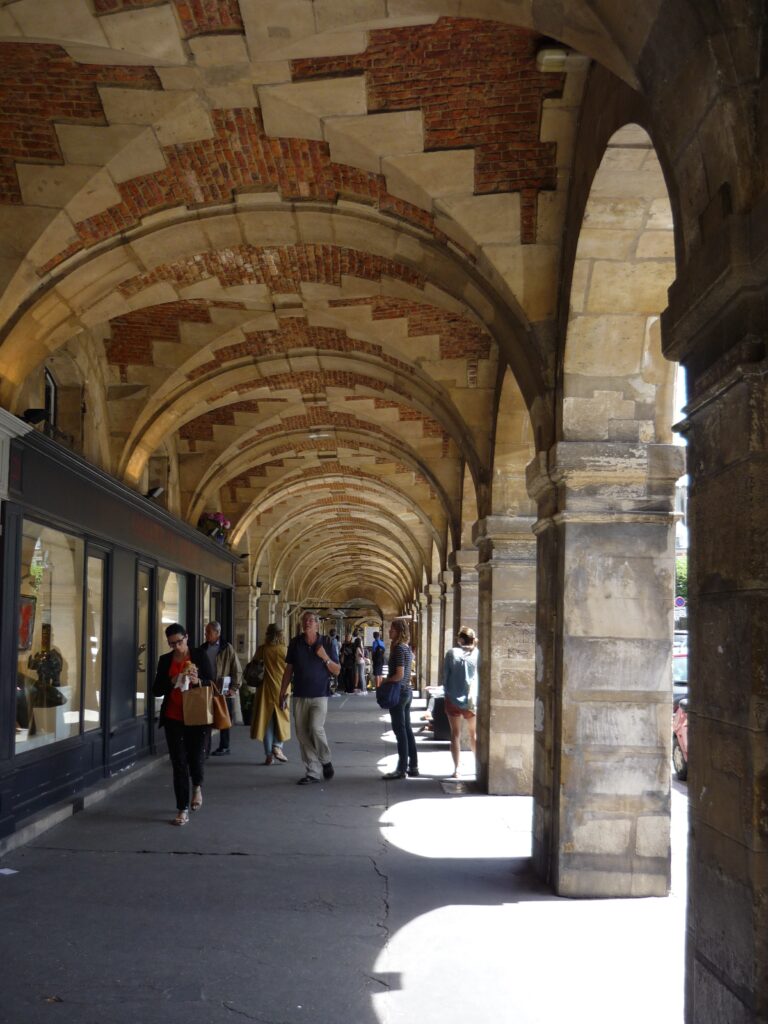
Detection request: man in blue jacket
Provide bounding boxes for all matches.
[279,611,341,784]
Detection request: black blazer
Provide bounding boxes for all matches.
[152,650,209,727]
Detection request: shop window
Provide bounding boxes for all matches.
[83,555,105,732]
[154,568,187,718]
[201,582,223,637]
[16,522,84,752]
[136,567,151,719]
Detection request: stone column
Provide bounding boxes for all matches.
[232,558,254,661]
[450,548,478,634]
[473,515,537,795]
[426,583,443,688]
[441,570,455,662]
[528,440,684,898]
[679,359,768,1023]
[416,593,428,691]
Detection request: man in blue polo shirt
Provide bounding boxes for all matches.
[279,611,341,784]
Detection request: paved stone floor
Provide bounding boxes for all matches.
[0,696,686,1024]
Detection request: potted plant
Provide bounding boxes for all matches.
[197,511,231,545]
[239,684,254,726]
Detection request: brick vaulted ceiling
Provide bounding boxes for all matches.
[0,1,595,612]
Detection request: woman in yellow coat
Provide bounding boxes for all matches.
[249,623,290,764]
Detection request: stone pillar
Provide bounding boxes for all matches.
[679,359,768,1024]
[473,515,537,795]
[528,441,684,898]
[416,593,428,690]
[426,583,443,688]
[450,548,478,634]
[233,561,252,661]
[441,570,455,662]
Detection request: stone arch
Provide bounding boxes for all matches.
[562,125,677,445]
[530,121,686,899]
[491,365,536,516]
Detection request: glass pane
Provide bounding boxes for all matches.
[16,522,83,753]
[136,568,151,719]
[83,556,104,732]
[155,569,187,716]
[201,581,211,639]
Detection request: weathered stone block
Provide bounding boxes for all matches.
[636,815,670,857]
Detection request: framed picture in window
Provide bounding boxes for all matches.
[18,595,36,651]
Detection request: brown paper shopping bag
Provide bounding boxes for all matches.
[182,685,213,726]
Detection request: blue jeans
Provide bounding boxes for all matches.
[263,712,284,758]
[389,686,417,773]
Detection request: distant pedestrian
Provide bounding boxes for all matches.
[340,633,356,694]
[250,623,290,764]
[328,629,340,663]
[197,621,242,757]
[442,626,479,778]
[371,630,386,687]
[380,619,417,779]
[353,636,366,693]
[279,611,341,784]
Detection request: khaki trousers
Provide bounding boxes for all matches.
[293,696,331,779]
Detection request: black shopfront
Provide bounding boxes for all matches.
[0,431,238,838]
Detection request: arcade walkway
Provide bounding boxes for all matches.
[0,697,686,1024]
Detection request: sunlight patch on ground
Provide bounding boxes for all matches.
[379,792,533,859]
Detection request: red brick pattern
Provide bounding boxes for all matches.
[328,296,491,361]
[0,43,160,205]
[177,380,446,444]
[188,318,413,380]
[106,300,213,373]
[93,0,243,38]
[53,108,447,269]
[292,18,563,242]
[105,298,244,381]
[236,409,401,451]
[118,244,425,298]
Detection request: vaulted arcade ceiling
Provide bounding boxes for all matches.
[0,0,601,613]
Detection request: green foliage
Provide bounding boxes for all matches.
[675,554,688,600]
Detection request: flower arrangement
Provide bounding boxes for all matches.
[198,511,231,544]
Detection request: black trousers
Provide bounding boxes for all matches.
[164,719,207,810]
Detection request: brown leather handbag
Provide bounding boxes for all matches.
[211,682,232,730]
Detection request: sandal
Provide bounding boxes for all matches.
[191,787,203,810]
[272,748,287,763]
[173,809,189,826]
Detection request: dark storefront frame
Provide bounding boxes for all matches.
[0,432,237,838]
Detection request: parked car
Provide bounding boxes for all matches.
[672,650,688,781]
[672,697,688,781]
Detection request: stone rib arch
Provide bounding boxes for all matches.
[492,365,536,516]
[253,502,428,586]
[0,207,545,429]
[121,348,483,493]
[281,535,418,599]
[288,547,413,607]
[234,470,442,551]
[562,124,677,445]
[187,425,457,536]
